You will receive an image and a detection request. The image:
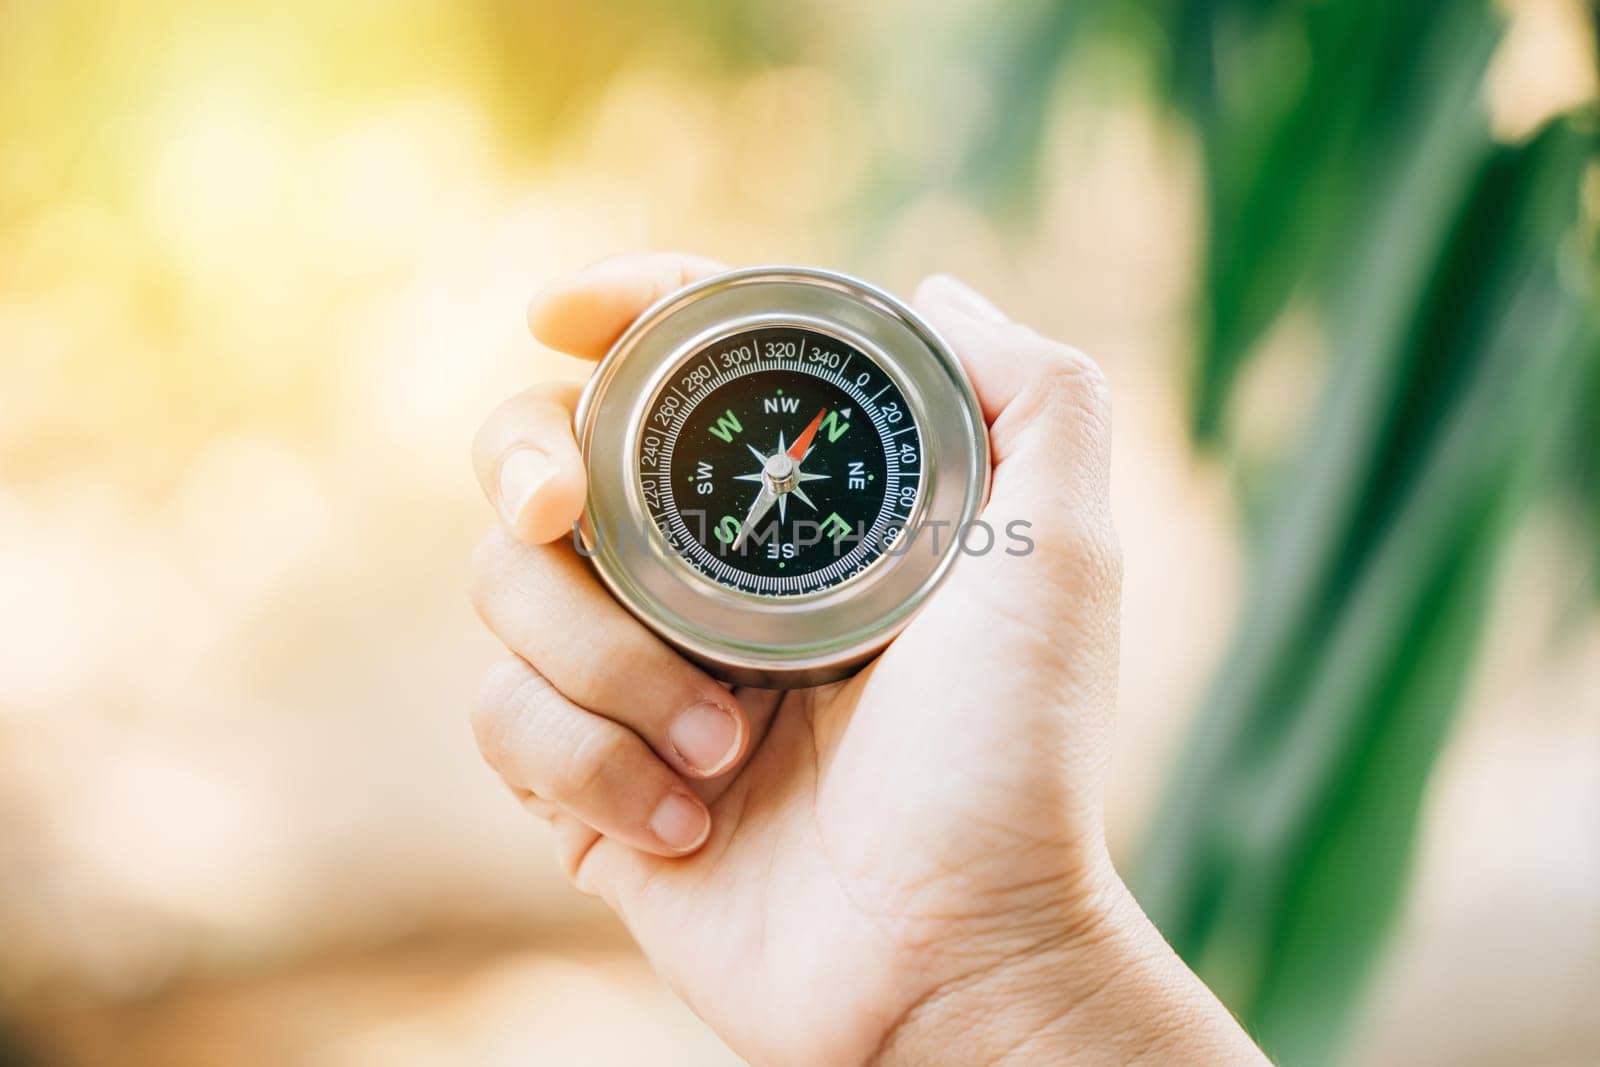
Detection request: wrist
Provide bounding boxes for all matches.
[872,865,1265,1065]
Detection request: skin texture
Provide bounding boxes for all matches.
[468,253,1269,1065]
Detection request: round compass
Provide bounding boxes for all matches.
[575,267,989,688]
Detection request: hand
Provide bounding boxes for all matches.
[469,254,1266,1065]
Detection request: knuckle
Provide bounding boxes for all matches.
[1035,345,1111,424]
[519,794,558,822]
[550,721,627,803]
[991,344,1113,464]
[553,820,606,895]
[474,655,537,719]
[470,658,549,771]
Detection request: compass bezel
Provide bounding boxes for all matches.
[574,267,989,688]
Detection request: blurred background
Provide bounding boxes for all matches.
[0,0,1595,1064]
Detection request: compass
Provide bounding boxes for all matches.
[574,267,989,688]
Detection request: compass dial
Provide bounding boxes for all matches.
[577,266,988,686]
[637,326,922,596]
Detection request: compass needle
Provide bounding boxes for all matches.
[732,482,776,552]
[786,408,827,463]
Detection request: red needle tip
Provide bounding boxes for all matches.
[787,408,827,461]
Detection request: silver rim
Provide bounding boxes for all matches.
[574,266,990,687]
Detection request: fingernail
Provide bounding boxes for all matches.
[669,702,742,776]
[649,792,710,852]
[499,449,557,530]
[925,273,1008,322]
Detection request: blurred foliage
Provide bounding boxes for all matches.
[944,0,1595,1062]
[955,0,1111,209]
[1123,1,1597,1063]
[1142,110,1596,1064]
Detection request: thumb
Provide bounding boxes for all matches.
[913,274,1113,533]
[903,274,1122,701]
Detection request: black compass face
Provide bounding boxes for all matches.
[636,326,923,596]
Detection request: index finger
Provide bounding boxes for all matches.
[528,252,727,359]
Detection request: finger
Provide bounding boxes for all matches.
[528,252,728,359]
[871,277,1121,749]
[910,273,1121,616]
[474,657,712,856]
[472,382,586,544]
[515,789,559,822]
[545,812,652,914]
[912,273,1113,524]
[548,811,606,895]
[512,775,647,905]
[471,526,772,785]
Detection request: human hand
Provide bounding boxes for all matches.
[469,254,1264,1065]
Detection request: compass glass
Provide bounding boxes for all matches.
[636,325,923,596]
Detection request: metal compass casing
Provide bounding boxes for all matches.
[573,267,989,688]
